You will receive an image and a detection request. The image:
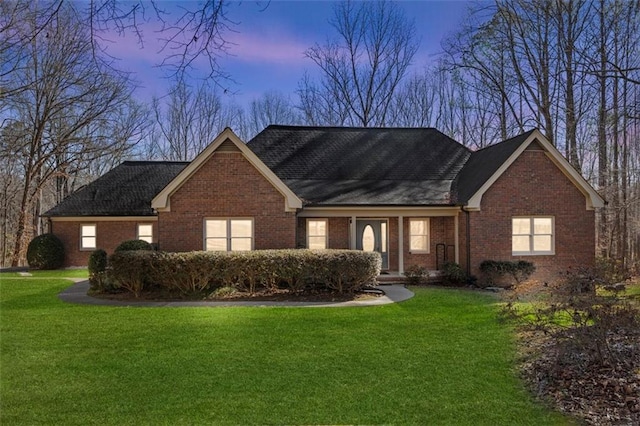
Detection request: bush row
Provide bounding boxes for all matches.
[101,249,381,297]
[479,260,535,287]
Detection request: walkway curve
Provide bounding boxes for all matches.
[58,280,414,308]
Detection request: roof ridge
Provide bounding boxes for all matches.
[264,124,441,131]
[472,129,537,153]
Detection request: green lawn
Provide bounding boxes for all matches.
[0,269,89,278]
[0,277,569,425]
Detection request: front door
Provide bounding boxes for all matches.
[356,219,389,270]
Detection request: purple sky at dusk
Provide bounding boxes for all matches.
[105,1,472,107]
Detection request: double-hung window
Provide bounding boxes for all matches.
[307,219,328,249]
[512,217,554,255]
[137,224,153,243]
[205,219,253,251]
[409,218,430,253]
[80,224,97,250]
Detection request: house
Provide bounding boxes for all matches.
[44,125,605,282]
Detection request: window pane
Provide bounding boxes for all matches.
[309,220,326,236]
[362,225,375,251]
[533,235,552,252]
[231,238,252,251]
[512,236,530,252]
[380,222,387,252]
[81,224,96,237]
[512,218,530,235]
[410,219,425,235]
[534,218,552,235]
[231,220,252,238]
[206,220,227,238]
[82,237,96,249]
[308,236,326,250]
[206,238,227,251]
[410,235,427,251]
[138,224,153,243]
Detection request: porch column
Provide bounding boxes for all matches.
[454,212,459,264]
[398,216,404,274]
[350,216,356,249]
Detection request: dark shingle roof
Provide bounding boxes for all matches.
[44,161,188,216]
[452,130,535,203]
[248,125,471,205]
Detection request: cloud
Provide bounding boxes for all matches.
[225,30,311,67]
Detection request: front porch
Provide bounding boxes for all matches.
[377,270,443,284]
[297,207,463,274]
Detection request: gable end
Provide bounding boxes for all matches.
[151,128,302,213]
[465,130,604,211]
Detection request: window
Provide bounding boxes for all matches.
[80,224,96,250]
[307,219,328,249]
[205,219,253,251]
[409,218,430,252]
[512,217,554,255]
[137,224,153,243]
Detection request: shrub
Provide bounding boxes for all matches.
[107,250,154,297]
[403,264,428,285]
[480,260,535,288]
[26,233,65,270]
[441,262,467,286]
[114,239,153,252]
[88,249,109,291]
[104,249,381,297]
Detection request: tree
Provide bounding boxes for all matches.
[148,75,243,161]
[1,3,146,266]
[301,0,418,127]
[247,91,299,138]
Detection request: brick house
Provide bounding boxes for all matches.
[44,126,604,281]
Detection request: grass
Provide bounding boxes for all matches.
[0,269,89,278]
[0,278,570,425]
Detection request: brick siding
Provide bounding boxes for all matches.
[52,220,157,267]
[468,143,595,283]
[158,152,296,252]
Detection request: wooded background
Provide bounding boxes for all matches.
[1,0,638,270]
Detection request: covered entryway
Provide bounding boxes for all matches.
[355,219,389,269]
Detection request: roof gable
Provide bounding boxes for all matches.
[455,129,604,210]
[151,128,302,212]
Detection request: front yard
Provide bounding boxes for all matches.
[0,276,568,425]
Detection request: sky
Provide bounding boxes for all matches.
[105,1,472,107]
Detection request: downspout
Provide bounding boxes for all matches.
[462,207,471,276]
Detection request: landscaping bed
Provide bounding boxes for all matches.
[503,279,640,425]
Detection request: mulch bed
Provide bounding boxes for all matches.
[90,287,382,303]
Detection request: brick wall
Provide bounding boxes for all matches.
[468,144,596,283]
[158,152,296,252]
[402,216,456,270]
[52,220,157,267]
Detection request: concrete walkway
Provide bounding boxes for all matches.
[58,280,414,308]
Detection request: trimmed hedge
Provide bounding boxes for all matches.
[106,249,381,297]
[26,233,65,270]
[114,239,153,252]
[479,260,536,287]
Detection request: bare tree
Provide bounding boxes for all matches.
[1,3,146,266]
[247,91,299,138]
[301,0,418,127]
[149,75,242,161]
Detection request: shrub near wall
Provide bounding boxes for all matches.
[106,249,381,297]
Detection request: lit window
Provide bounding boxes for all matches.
[512,217,554,255]
[409,218,430,252]
[81,224,96,250]
[137,224,153,243]
[307,219,328,249]
[205,219,253,251]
